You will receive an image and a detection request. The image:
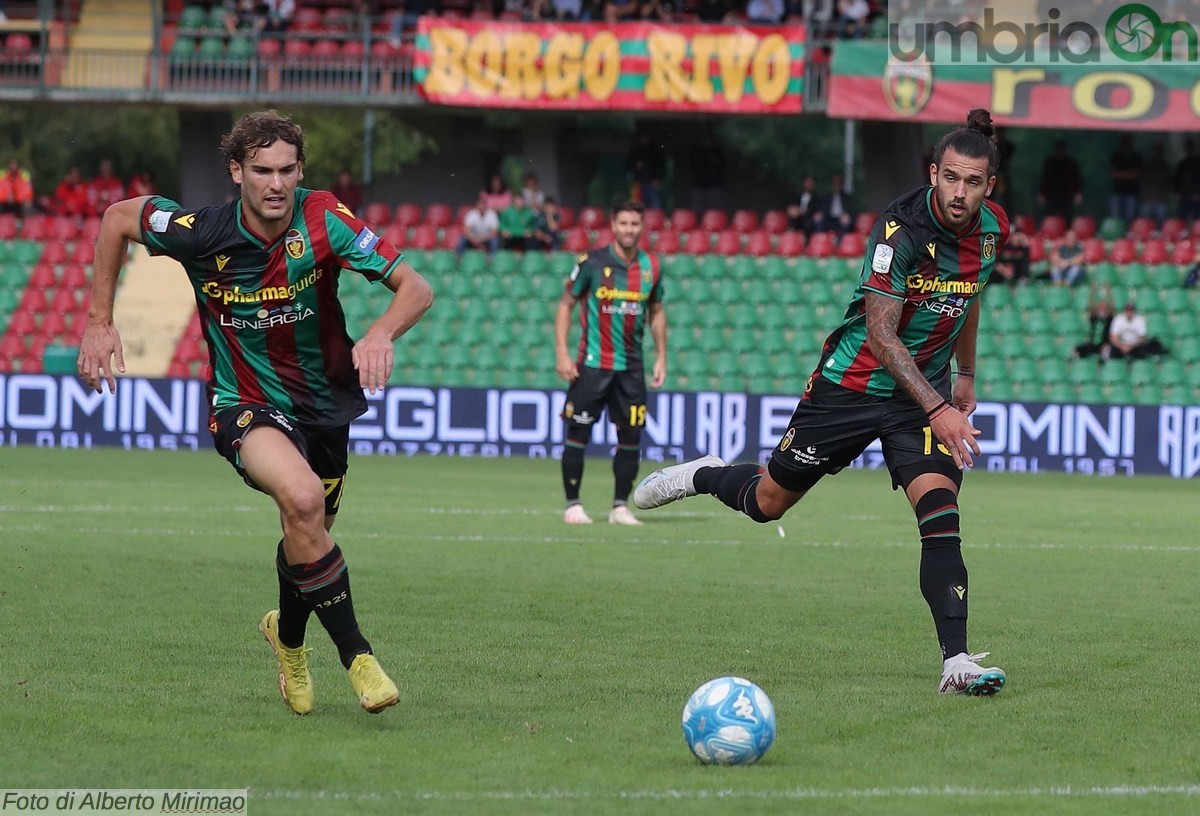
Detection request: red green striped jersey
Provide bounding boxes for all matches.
[140,188,403,426]
[567,244,663,372]
[817,187,1009,397]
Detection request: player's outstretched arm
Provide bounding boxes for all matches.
[78,196,152,394]
[865,292,980,469]
[354,260,434,395]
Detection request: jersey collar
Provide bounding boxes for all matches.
[235,198,293,251]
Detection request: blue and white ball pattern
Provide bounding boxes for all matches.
[682,676,776,765]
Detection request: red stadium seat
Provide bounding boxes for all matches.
[1128,216,1155,242]
[19,216,47,241]
[594,228,614,247]
[853,212,876,236]
[50,216,79,242]
[777,231,805,257]
[363,201,391,226]
[284,39,312,58]
[0,214,16,240]
[40,242,68,265]
[60,264,89,290]
[557,206,575,230]
[1027,238,1046,264]
[731,209,759,234]
[27,334,48,362]
[1081,238,1106,265]
[744,231,772,257]
[6,33,34,55]
[1069,215,1096,240]
[341,39,365,59]
[257,37,282,58]
[50,287,79,313]
[453,204,473,224]
[410,224,437,250]
[322,6,353,31]
[653,229,680,254]
[1039,215,1066,240]
[1109,238,1137,264]
[41,312,68,338]
[1160,217,1186,241]
[837,232,865,258]
[1141,239,1169,264]
[28,263,57,289]
[1171,240,1196,265]
[440,225,463,250]
[81,217,102,243]
[683,231,710,255]
[0,335,24,362]
[70,242,95,265]
[700,209,728,232]
[578,207,605,230]
[393,202,422,227]
[563,228,589,253]
[8,310,36,336]
[293,7,322,31]
[425,203,452,228]
[312,39,340,59]
[669,208,697,232]
[1013,214,1037,236]
[383,224,407,248]
[642,208,665,232]
[714,230,741,256]
[807,232,835,258]
[762,210,788,235]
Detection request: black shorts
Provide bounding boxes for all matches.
[562,365,648,430]
[767,374,958,493]
[209,404,350,516]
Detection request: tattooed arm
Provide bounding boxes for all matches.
[865,292,980,468]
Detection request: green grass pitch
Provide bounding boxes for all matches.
[2,448,1198,815]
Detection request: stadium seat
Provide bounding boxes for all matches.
[198,36,225,59]
[341,39,365,59]
[179,5,206,29]
[653,230,680,254]
[1039,215,1066,240]
[1069,215,1096,240]
[40,242,67,265]
[807,232,835,258]
[1128,217,1156,242]
[383,224,406,247]
[1160,217,1187,241]
[683,231,710,255]
[556,206,575,230]
[28,263,56,289]
[594,228,614,247]
[293,7,323,31]
[425,203,452,228]
[312,40,340,59]
[642,208,665,232]
[714,230,741,256]
[322,6,354,31]
[1098,217,1126,241]
[19,216,47,241]
[731,210,759,233]
[777,231,805,258]
[1172,240,1196,265]
[578,207,605,230]
[669,208,697,232]
[256,37,281,58]
[364,202,391,225]
[853,212,875,236]
[1013,214,1037,236]
[563,228,589,253]
[1109,238,1137,264]
[1026,238,1046,264]
[1081,238,1106,264]
[440,225,463,250]
[761,210,788,235]
[1141,239,1169,264]
[60,264,89,290]
[698,209,727,233]
[50,216,79,242]
[745,231,772,257]
[410,224,437,250]
[227,36,255,60]
[836,233,865,258]
[284,39,312,58]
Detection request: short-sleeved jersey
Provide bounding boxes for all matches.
[816,186,1009,397]
[140,188,403,426]
[566,244,663,372]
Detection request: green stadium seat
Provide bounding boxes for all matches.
[1106,383,1136,404]
[988,310,1021,335]
[1147,264,1180,288]
[759,257,787,281]
[178,4,206,29]
[1008,359,1039,384]
[1177,336,1200,360]
[1098,217,1127,241]
[1088,262,1117,286]
[197,36,225,60]
[206,5,228,29]
[490,251,518,275]
[727,256,756,280]
[1162,289,1190,315]
[1043,382,1075,402]
[1159,385,1187,405]
[1042,287,1072,312]
[1119,263,1148,288]
[227,36,255,60]
[1099,362,1130,386]
[1155,359,1186,387]
[521,252,549,276]
[665,254,697,280]
[460,252,487,276]
[698,257,726,279]
[1067,361,1100,386]
[426,250,456,275]
[1038,358,1068,381]
[984,284,1012,309]
[792,257,820,281]
[1024,311,1052,334]
[170,36,196,57]
[1129,360,1156,386]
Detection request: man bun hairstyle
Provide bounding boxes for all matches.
[932,108,1000,177]
[221,110,306,178]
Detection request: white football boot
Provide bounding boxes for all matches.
[608,505,643,525]
[938,652,1007,696]
[563,504,593,524]
[632,454,726,510]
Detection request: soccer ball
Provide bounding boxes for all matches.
[681,676,776,765]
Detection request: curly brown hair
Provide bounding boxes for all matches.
[220,111,306,178]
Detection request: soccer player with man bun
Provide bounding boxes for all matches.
[78,111,434,715]
[636,110,1010,696]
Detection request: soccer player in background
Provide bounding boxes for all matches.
[77,111,434,715]
[635,110,1010,696]
[555,200,667,525]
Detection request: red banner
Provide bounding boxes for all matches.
[414,18,806,113]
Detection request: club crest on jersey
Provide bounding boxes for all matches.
[285,229,306,260]
[236,410,253,428]
[779,428,795,452]
[983,233,996,261]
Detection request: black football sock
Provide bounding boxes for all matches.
[612,445,640,505]
[284,544,372,669]
[695,463,772,523]
[563,441,586,504]
[916,489,969,659]
[275,540,312,649]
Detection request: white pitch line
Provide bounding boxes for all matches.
[257,785,1200,803]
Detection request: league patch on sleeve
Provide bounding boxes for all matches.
[355,227,380,253]
[148,210,171,233]
[569,263,581,282]
[871,244,895,276]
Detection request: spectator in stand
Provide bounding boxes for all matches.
[520,172,545,210]
[605,0,639,22]
[531,197,562,251]
[801,0,834,37]
[810,174,854,236]
[994,221,1030,285]
[483,173,512,212]
[1038,140,1083,221]
[87,159,125,217]
[1175,138,1200,224]
[330,168,364,215]
[0,158,34,216]
[747,0,785,24]
[264,0,295,32]
[225,0,265,35]
[1140,143,1172,227]
[690,133,726,214]
[499,195,537,251]
[837,0,870,37]
[1108,300,1168,360]
[1109,135,1142,224]
[626,131,666,211]
[455,193,500,259]
[786,174,821,235]
[1074,283,1114,359]
[1049,229,1086,287]
[54,166,90,219]
[531,0,583,19]
[127,169,157,198]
